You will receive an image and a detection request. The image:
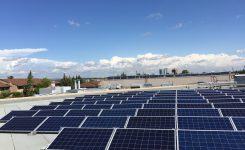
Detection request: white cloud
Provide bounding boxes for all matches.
[174,23,183,29]
[0,49,245,78]
[146,13,163,20]
[236,14,243,19]
[0,48,47,57]
[236,49,245,54]
[142,32,152,37]
[68,20,80,27]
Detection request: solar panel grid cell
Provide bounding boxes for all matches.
[36,117,85,132]
[47,128,113,150]
[221,109,245,116]
[179,130,245,150]
[178,117,234,130]
[0,117,46,132]
[66,110,100,116]
[232,118,245,130]
[100,109,136,116]
[109,129,175,150]
[83,104,112,109]
[137,109,175,116]
[178,109,220,116]
[126,117,175,129]
[0,110,38,121]
[34,110,68,117]
[144,104,175,108]
[82,117,127,128]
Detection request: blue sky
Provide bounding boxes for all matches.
[0,0,245,77]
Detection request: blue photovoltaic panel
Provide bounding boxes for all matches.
[144,104,175,108]
[30,105,57,110]
[82,117,127,128]
[72,101,95,105]
[109,129,175,150]
[179,130,245,150]
[178,109,220,116]
[214,103,245,108]
[83,104,112,109]
[126,117,175,129]
[148,100,175,104]
[36,117,84,132]
[100,109,136,116]
[34,110,68,117]
[96,101,121,104]
[0,110,37,121]
[178,117,233,130]
[113,104,142,109]
[49,101,72,105]
[121,100,147,104]
[137,109,175,116]
[177,100,207,103]
[221,109,245,117]
[178,104,212,108]
[232,118,245,130]
[47,128,113,150]
[56,105,83,110]
[0,117,46,132]
[208,99,241,103]
[66,110,100,116]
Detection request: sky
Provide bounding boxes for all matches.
[0,0,245,78]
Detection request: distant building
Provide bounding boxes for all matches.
[0,78,42,92]
[159,68,168,75]
[80,80,101,88]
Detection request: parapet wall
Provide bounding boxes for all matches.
[100,74,233,87]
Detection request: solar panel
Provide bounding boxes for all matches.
[109,129,175,150]
[34,110,68,117]
[0,110,37,121]
[137,109,175,116]
[178,104,212,108]
[100,109,136,116]
[179,130,245,150]
[72,101,95,105]
[208,99,241,103]
[121,100,147,104]
[96,101,121,104]
[56,105,83,110]
[178,117,233,130]
[47,128,113,150]
[36,117,84,132]
[82,117,127,128]
[214,103,245,108]
[66,110,100,116]
[83,104,112,109]
[126,117,175,129]
[177,100,207,103]
[178,109,220,116]
[221,109,245,117]
[148,100,175,103]
[0,117,46,133]
[113,104,142,109]
[49,101,72,105]
[232,118,245,130]
[144,104,175,108]
[30,105,57,110]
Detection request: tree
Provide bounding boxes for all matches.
[35,78,52,94]
[7,76,14,79]
[171,68,178,75]
[181,70,189,74]
[23,71,34,96]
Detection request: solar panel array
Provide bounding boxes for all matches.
[1,89,245,149]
